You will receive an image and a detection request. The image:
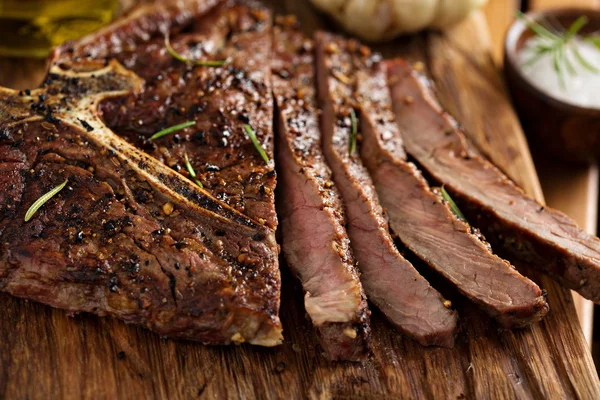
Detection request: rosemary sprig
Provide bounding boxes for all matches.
[150,121,196,140]
[440,186,467,223]
[24,179,68,222]
[165,34,227,67]
[184,153,203,188]
[516,10,560,40]
[244,124,269,164]
[349,109,358,156]
[516,12,600,86]
[573,45,599,73]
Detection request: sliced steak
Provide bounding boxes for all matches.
[353,48,548,327]
[0,0,283,346]
[388,59,600,304]
[273,19,371,360]
[314,31,458,345]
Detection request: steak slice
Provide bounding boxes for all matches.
[388,59,600,304]
[0,0,283,346]
[314,31,459,345]
[360,59,548,328]
[273,19,371,360]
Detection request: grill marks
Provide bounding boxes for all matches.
[388,59,600,304]
[273,21,371,360]
[314,32,459,346]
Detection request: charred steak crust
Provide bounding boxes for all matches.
[51,0,223,61]
[58,2,279,230]
[314,31,458,346]
[358,58,548,327]
[273,18,371,361]
[0,0,283,346]
[388,59,600,305]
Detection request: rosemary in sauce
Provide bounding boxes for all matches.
[517,11,600,99]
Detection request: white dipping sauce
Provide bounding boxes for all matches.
[518,36,600,109]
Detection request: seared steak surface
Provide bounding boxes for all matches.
[273,20,371,360]
[357,59,548,327]
[0,0,283,346]
[314,32,458,346]
[57,2,278,229]
[388,60,600,304]
[3,0,584,353]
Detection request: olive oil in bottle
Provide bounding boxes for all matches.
[0,0,119,57]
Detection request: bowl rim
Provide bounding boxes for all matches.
[504,7,600,117]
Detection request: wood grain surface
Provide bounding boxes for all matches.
[483,0,521,64]
[531,0,600,9]
[1,1,599,399]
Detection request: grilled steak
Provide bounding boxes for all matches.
[57,0,222,60]
[352,50,548,327]
[272,19,371,361]
[56,1,279,229]
[314,32,458,345]
[0,0,283,346]
[388,60,600,304]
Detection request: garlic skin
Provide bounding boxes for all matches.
[310,0,488,42]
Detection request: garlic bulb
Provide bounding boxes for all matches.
[310,0,488,41]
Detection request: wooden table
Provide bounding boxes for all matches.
[1,1,599,398]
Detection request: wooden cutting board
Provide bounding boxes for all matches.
[1,1,599,398]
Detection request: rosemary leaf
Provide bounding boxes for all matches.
[552,47,566,88]
[515,11,560,41]
[566,16,588,40]
[534,41,554,53]
[165,34,188,63]
[165,34,227,67]
[572,45,600,73]
[440,186,467,223]
[24,179,68,222]
[523,42,553,67]
[150,121,196,140]
[561,44,577,76]
[349,109,358,156]
[244,124,269,164]
[184,153,203,188]
[518,11,600,85]
[523,49,548,68]
[587,36,600,51]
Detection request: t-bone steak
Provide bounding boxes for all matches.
[0,0,283,346]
